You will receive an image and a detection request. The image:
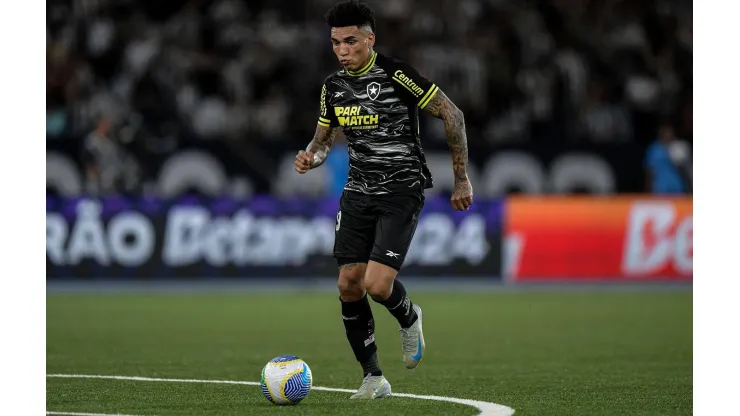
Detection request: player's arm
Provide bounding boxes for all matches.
[422,89,473,211]
[296,81,341,174]
[295,125,339,173]
[295,124,339,174]
[383,57,473,210]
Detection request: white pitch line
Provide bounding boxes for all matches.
[47,373,515,416]
[47,412,144,416]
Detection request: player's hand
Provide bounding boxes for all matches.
[451,178,473,211]
[294,151,314,174]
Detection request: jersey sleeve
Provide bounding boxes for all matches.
[388,59,440,110]
[317,81,339,128]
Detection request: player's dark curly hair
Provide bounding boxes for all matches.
[324,0,376,33]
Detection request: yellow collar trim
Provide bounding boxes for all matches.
[347,51,377,77]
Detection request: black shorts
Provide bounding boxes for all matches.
[333,190,425,271]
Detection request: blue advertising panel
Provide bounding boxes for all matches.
[46,195,503,279]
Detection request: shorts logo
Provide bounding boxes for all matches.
[367,82,381,101]
[385,250,400,259]
[336,210,342,231]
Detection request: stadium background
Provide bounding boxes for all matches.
[46,0,693,283]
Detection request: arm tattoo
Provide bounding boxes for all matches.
[306,125,339,168]
[422,90,468,183]
[339,263,362,272]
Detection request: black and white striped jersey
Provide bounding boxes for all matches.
[317,51,439,195]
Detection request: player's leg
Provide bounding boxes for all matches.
[365,192,426,369]
[333,191,392,399]
[337,261,382,376]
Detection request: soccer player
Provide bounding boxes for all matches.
[294,0,473,399]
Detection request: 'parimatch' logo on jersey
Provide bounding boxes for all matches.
[367,82,381,101]
[335,106,379,128]
[393,70,425,97]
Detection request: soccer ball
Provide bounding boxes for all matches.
[260,355,313,405]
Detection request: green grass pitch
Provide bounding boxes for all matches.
[47,289,692,415]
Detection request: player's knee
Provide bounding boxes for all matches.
[338,278,364,301]
[364,266,396,301]
[337,264,365,301]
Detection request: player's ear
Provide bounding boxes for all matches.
[367,32,375,49]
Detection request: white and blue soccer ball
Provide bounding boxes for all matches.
[260,355,313,405]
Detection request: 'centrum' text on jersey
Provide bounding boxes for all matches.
[318,51,439,195]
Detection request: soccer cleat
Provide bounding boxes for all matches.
[349,374,392,399]
[400,304,425,369]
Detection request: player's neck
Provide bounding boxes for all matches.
[359,50,374,68]
[349,50,376,75]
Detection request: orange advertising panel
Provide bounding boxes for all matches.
[505,197,693,281]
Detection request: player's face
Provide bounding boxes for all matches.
[330,26,375,71]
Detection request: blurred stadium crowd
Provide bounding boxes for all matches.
[46,0,692,196]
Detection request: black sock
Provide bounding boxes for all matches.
[361,352,382,377]
[372,279,418,328]
[340,294,382,376]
